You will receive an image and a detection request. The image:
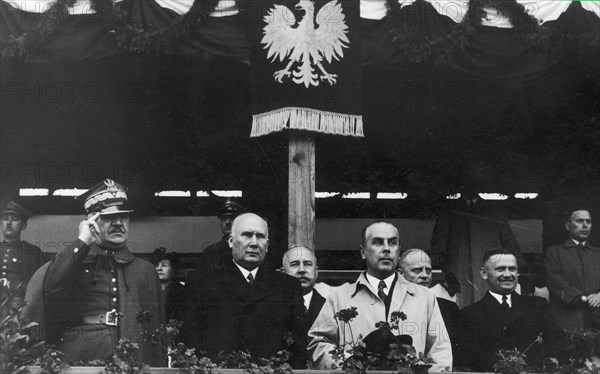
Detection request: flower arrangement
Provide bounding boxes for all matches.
[493,331,600,374]
[493,348,530,374]
[0,283,44,374]
[558,329,600,374]
[104,339,146,374]
[137,310,295,374]
[33,307,298,374]
[38,346,69,374]
[329,307,431,373]
[217,349,293,374]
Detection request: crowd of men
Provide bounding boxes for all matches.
[1,179,599,372]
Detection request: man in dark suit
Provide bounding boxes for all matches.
[184,213,307,367]
[545,208,599,330]
[282,245,325,333]
[458,249,566,371]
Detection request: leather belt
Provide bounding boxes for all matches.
[81,309,119,326]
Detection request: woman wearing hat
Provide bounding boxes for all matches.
[152,247,186,322]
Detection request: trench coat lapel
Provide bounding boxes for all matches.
[354,272,413,320]
[389,275,407,316]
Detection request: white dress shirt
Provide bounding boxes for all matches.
[303,290,314,311]
[366,273,395,296]
[489,291,512,307]
[233,260,258,283]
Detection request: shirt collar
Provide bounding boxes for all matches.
[571,239,587,247]
[366,272,396,291]
[489,291,512,307]
[233,260,258,282]
[303,290,313,310]
[354,272,415,298]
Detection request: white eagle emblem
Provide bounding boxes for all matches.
[262,0,349,88]
[104,179,118,196]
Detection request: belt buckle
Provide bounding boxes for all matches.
[106,309,118,326]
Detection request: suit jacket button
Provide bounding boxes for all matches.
[502,326,507,331]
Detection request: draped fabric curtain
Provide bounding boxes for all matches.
[2,0,598,64]
[1,0,598,198]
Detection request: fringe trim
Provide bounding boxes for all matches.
[251,107,364,138]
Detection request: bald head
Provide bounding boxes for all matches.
[231,213,269,237]
[229,213,270,270]
[399,249,432,287]
[282,245,318,294]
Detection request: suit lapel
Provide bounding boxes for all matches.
[307,290,326,325]
[509,292,528,324]
[482,292,510,326]
[218,261,251,302]
[246,267,277,305]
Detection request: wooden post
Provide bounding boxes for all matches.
[288,133,315,250]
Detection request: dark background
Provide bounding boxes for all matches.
[1,0,599,266]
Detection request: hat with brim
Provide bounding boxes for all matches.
[150,247,181,269]
[0,200,32,220]
[76,179,134,215]
[357,327,413,357]
[218,198,244,218]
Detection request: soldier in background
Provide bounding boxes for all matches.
[0,200,46,303]
[196,198,243,273]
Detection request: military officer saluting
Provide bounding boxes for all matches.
[28,180,165,365]
[0,200,46,302]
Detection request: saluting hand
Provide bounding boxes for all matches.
[78,212,100,245]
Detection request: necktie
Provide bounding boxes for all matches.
[247,273,254,286]
[502,295,510,312]
[378,280,387,302]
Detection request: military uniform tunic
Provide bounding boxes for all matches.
[0,240,46,299]
[33,240,166,365]
[197,235,231,273]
